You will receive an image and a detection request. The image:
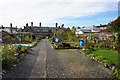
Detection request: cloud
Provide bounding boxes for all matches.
[0,0,118,27]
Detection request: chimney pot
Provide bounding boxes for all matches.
[26,23,28,27]
[56,23,58,28]
[61,24,64,28]
[39,22,41,27]
[10,23,12,33]
[31,22,33,26]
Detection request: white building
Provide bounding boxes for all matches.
[75,26,103,36]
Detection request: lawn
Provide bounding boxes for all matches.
[92,49,119,65]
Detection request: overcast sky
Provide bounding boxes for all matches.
[0,0,119,28]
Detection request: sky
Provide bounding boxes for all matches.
[0,0,119,28]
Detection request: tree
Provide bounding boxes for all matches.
[54,30,68,41]
[31,33,36,40]
[67,27,76,42]
[108,17,120,32]
[107,17,120,48]
[54,30,61,38]
[116,32,120,45]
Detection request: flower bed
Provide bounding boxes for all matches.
[49,39,82,49]
[1,45,31,70]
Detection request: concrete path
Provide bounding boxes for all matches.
[29,40,46,78]
[3,39,112,79]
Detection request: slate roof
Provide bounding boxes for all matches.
[17,28,23,32]
[23,26,68,33]
[29,26,41,32]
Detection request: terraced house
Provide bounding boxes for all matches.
[0,24,19,38]
[21,22,70,38]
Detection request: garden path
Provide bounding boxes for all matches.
[3,39,112,79]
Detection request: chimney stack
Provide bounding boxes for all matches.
[16,26,17,31]
[1,25,3,29]
[26,23,28,27]
[31,22,33,26]
[24,26,25,29]
[58,26,60,28]
[61,24,64,28]
[56,23,58,28]
[10,23,12,33]
[39,22,41,27]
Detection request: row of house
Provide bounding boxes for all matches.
[21,22,70,38]
[0,22,70,39]
[0,23,19,38]
[0,22,109,39]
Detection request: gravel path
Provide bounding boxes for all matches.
[46,40,112,78]
[2,39,113,79]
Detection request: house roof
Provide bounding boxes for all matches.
[96,25,107,28]
[22,26,67,33]
[17,28,23,32]
[29,26,41,32]
[0,30,10,37]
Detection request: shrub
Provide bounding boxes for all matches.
[103,62,109,68]
[52,44,56,48]
[77,46,82,49]
[98,42,106,49]
[113,69,120,79]
[95,56,104,61]
[86,50,92,54]
[58,43,71,49]
[32,41,38,46]
[94,44,98,48]
[25,35,32,42]
[111,42,118,50]
[88,54,96,57]
[86,46,95,54]
[2,45,18,69]
[84,42,93,49]
[21,46,28,53]
[102,60,112,65]
[50,42,54,44]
